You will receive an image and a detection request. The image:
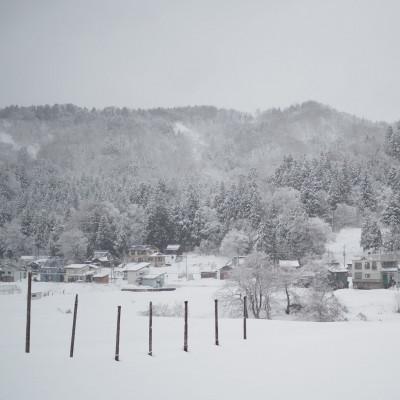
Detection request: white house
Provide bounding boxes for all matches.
[125,262,150,285]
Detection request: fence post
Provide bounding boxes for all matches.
[215,299,219,346]
[243,295,247,340]
[70,294,78,358]
[184,300,188,352]
[25,272,32,353]
[148,301,153,356]
[115,305,121,361]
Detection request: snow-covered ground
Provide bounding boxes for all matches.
[1,278,400,400]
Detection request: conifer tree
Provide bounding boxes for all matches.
[360,216,382,251]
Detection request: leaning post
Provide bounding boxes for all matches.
[115,305,121,361]
[69,294,79,357]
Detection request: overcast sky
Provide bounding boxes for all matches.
[0,0,399,121]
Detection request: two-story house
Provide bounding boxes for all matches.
[128,245,166,267]
[352,252,400,289]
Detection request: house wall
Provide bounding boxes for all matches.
[64,266,89,282]
[127,269,148,284]
[94,275,109,284]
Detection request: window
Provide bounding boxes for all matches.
[354,272,362,280]
[365,262,370,270]
[354,263,362,270]
[372,262,377,270]
[383,261,397,269]
[365,273,371,278]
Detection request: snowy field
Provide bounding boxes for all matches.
[1,279,400,400]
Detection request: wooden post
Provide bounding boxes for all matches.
[115,305,121,361]
[184,300,188,352]
[148,301,153,356]
[25,272,32,353]
[243,295,247,340]
[69,294,78,358]
[215,299,219,346]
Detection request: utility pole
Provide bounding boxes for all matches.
[343,245,346,268]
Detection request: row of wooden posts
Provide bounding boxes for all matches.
[24,272,249,359]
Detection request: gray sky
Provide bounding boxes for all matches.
[0,0,399,121]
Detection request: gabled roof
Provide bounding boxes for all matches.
[125,262,151,272]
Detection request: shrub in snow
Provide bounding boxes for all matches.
[304,286,346,322]
[356,312,368,321]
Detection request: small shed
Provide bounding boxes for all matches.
[218,265,233,280]
[93,271,110,284]
[165,244,182,255]
[328,267,349,289]
[201,271,218,279]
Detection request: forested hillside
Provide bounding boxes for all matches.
[0,101,398,263]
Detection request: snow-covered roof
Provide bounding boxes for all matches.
[93,271,110,278]
[149,252,165,257]
[328,267,348,273]
[142,272,166,279]
[125,262,150,272]
[166,244,180,251]
[35,258,50,264]
[20,256,36,261]
[64,264,89,270]
[279,260,300,268]
[130,245,158,251]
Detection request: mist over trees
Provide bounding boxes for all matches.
[0,102,398,262]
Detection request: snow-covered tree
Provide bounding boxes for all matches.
[360,216,382,251]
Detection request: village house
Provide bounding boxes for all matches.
[164,244,182,264]
[125,262,151,284]
[128,245,166,267]
[64,264,93,283]
[352,252,400,289]
[128,245,159,261]
[0,262,24,282]
[91,250,114,268]
[38,257,65,282]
